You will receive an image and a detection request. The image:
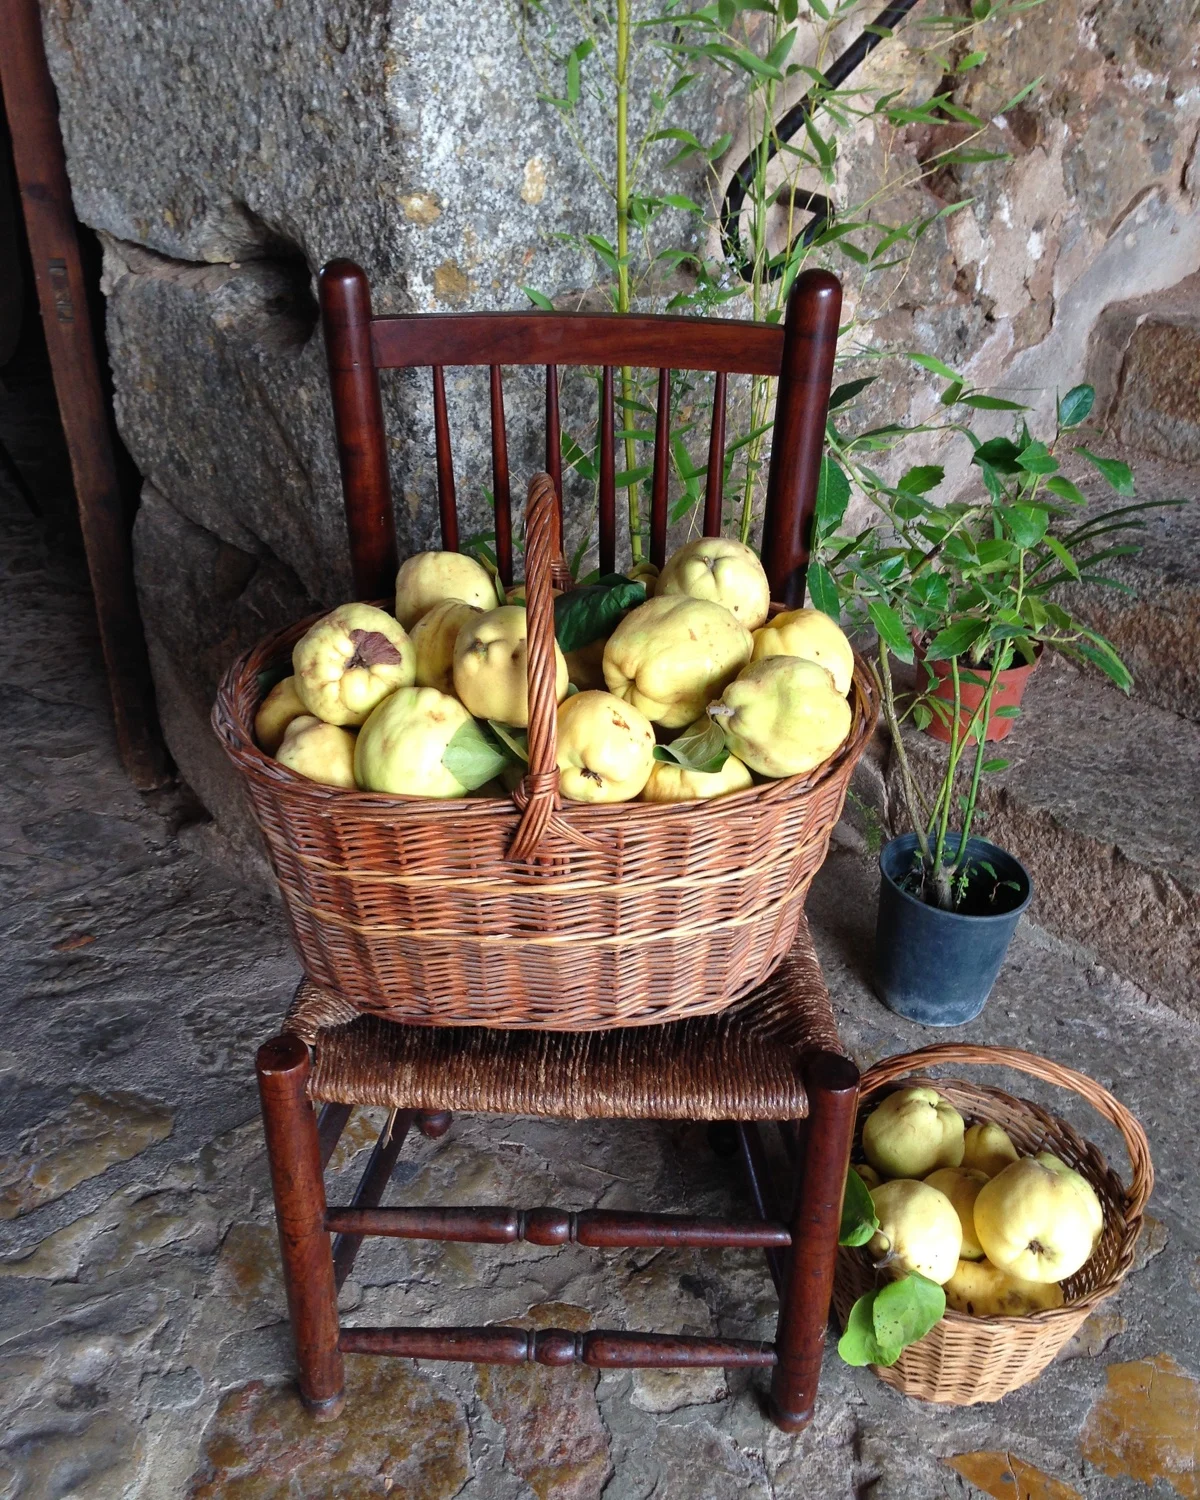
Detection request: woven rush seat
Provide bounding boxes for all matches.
[283,917,844,1121]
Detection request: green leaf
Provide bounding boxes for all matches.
[925,617,988,661]
[829,376,876,410]
[1044,475,1087,505]
[554,579,646,654]
[487,720,529,764]
[971,436,1022,475]
[1058,384,1095,428]
[908,351,961,383]
[958,392,1029,412]
[837,1291,891,1367]
[1042,533,1079,578]
[897,465,944,496]
[871,1274,945,1358]
[521,287,554,311]
[868,600,914,664]
[999,504,1049,546]
[806,561,840,621]
[816,455,851,535]
[652,717,730,774]
[442,719,516,791]
[1076,447,1135,497]
[839,1168,879,1247]
[981,757,1010,773]
[1015,440,1058,476]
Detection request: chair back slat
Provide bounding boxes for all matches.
[650,368,670,568]
[704,371,727,538]
[432,366,458,552]
[490,365,513,586]
[319,258,842,610]
[598,366,616,576]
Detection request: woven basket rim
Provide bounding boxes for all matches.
[212,600,880,826]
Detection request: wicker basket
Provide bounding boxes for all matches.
[212,473,878,1030]
[832,1044,1153,1404]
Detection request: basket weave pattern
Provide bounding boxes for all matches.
[832,1044,1153,1404]
[212,476,877,1030]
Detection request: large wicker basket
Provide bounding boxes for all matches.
[212,474,878,1030]
[832,1044,1153,1404]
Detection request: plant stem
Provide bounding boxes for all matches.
[929,657,962,910]
[614,0,641,560]
[950,656,1004,878]
[877,640,933,867]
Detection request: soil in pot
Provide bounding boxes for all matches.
[874,833,1033,1026]
[920,644,1042,744]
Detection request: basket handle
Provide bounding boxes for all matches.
[858,1043,1154,1226]
[508,472,569,860]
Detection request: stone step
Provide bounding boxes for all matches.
[873,652,1200,1023]
[1066,451,1200,724]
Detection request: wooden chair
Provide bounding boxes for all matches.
[254,259,860,1434]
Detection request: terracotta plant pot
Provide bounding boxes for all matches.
[920,644,1041,744]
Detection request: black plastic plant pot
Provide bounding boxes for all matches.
[873,833,1033,1027]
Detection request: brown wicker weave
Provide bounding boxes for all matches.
[213,474,878,1030]
[832,1044,1153,1405]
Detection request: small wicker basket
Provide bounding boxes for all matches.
[833,1043,1153,1405]
[212,474,878,1030]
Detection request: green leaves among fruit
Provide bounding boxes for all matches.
[838,1275,946,1367]
[554,577,647,655]
[438,716,515,793]
[839,1165,880,1248]
[652,716,730,774]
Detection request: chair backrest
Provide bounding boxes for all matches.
[318,260,842,607]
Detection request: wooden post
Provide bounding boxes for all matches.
[0,0,168,788]
[761,269,842,609]
[769,1048,859,1432]
[256,1034,345,1418]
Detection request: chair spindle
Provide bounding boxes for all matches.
[650,367,670,568]
[432,366,458,552]
[704,371,727,538]
[598,365,615,575]
[545,364,564,555]
[490,365,513,586]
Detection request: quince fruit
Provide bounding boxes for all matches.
[453,605,569,728]
[973,1158,1098,1283]
[603,596,752,729]
[275,716,357,788]
[751,607,854,696]
[862,1087,965,1179]
[868,1179,962,1284]
[640,749,753,803]
[943,1257,1065,1317]
[853,1163,881,1190]
[627,560,660,588]
[395,550,498,629]
[354,687,473,798]
[410,599,482,695]
[925,1166,989,1260]
[292,603,415,727]
[255,675,307,754]
[1035,1153,1105,1248]
[708,656,851,778]
[962,1120,1020,1178]
[555,691,656,803]
[656,537,771,629]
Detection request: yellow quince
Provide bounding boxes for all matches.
[639,719,754,803]
[962,1120,1020,1178]
[556,691,656,803]
[410,598,482,696]
[868,1179,962,1285]
[354,687,473,798]
[292,603,415,727]
[751,606,855,696]
[603,596,752,729]
[453,605,568,728]
[394,550,498,629]
[274,716,357,789]
[925,1166,990,1260]
[974,1158,1099,1283]
[862,1086,965,1179]
[943,1257,1065,1317]
[255,675,307,754]
[707,656,851,778]
[656,537,771,629]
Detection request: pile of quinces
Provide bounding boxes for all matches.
[254,536,856,802]
[854,1085,1105,1319]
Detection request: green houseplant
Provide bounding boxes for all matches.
[811,374,1174,1022]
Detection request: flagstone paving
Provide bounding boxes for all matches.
[1,488,1198,1499]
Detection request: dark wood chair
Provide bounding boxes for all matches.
[254,259,860,1434]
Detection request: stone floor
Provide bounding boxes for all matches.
[1,486,1199,1500]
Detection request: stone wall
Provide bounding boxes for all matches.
[38,0,1200,844]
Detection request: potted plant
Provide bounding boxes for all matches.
[811,378,1174,1025]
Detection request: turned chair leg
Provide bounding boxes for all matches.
[417,1110,452,1139]
[769,1049,859,1432]
[257,1034,345,1419]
